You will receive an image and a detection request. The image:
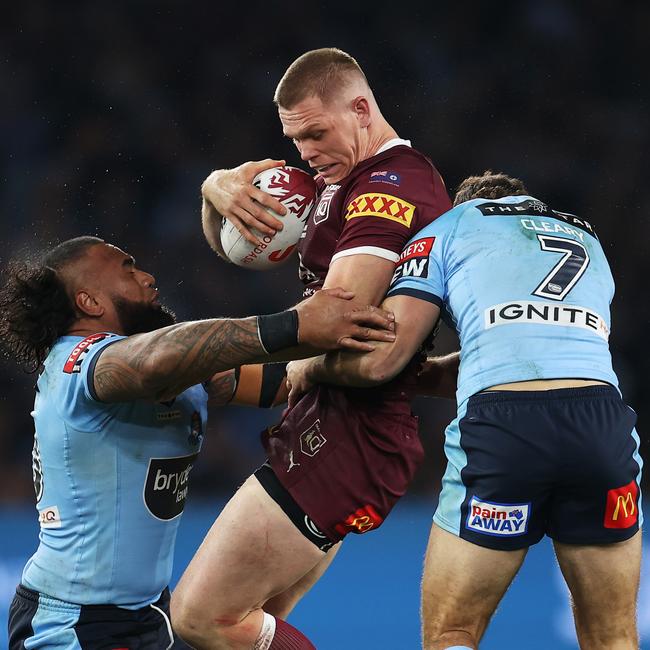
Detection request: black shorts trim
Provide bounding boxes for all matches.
[255,462,336,551]
[8,585,186,650]
[473,384,618,405]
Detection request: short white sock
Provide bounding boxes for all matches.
[444,646,473,650]
[254,612,276,650]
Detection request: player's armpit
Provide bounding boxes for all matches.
[417,352,459,400]
[322,254,397,307]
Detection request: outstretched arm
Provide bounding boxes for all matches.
[92,288,395,403]
[286,295,440,406]
[205,364,289,408]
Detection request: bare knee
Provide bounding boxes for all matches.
[572,607,638,650]
[423,614,481,650]
[170,590,215,646]
[171,590,263,649]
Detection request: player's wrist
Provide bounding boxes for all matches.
[257,310,299,353]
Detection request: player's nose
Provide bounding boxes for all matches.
[138,269,156,287]
[299,143,317,162]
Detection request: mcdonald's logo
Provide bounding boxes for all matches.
[334,504,384,536]
[604,479,639,529]
[613,493,635,520]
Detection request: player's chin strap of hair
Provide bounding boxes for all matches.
[256,310,299,353]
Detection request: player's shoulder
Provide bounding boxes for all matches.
[360,144,435,179]
[347,145,447,206]
[47,332,124,375]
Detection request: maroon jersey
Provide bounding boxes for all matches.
[262,143,452,542]
[299,142,451,399]
[298,142,451,296]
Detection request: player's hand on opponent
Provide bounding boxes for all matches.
[294,287,395,352]
[201,159,288,245]
[286,359,315,409]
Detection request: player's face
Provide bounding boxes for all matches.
[84,244,176,334]
[279,95,366,185]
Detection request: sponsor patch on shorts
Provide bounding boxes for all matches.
[465,496,530,537]
[604,479,639,529]
[334,504,384,536]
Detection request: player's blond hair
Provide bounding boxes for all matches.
[274,48,369,109]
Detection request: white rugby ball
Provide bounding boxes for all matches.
[220,166,317,270]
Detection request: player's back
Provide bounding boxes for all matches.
[392,195,618,404]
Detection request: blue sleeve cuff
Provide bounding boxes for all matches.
[386,287,443,307]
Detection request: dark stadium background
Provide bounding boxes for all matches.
[1,2,649,648]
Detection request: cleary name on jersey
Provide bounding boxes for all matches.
[387,195,618,405]
[23,333,208,607]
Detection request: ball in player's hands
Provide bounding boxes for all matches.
[220,166,317,270]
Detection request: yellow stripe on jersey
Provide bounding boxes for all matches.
[344,193,416,228]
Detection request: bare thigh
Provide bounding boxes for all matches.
[421,523,527,650]
[263,543,341,619]
[553,531,642,650]
[172,474,326,623]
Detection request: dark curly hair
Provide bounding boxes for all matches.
[453,171,529,206]
[0,236,104,371]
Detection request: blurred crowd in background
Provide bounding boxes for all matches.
[1,1,648,506]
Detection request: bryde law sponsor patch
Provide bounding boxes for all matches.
[465,496,530,537]
[143,452,198,521]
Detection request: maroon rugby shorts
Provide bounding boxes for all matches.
[262,384,424,542]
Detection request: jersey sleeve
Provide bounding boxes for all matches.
[54,333,126,430]
[332,153,451,263]
[386,212,457,306]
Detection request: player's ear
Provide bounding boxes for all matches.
[75,290,104,318]
[351,96,371,128]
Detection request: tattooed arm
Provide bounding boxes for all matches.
[204,369,238,406]
[203,364,289,408]
[92,289,396,403]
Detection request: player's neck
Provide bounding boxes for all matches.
[67,316,124,338]
[366,120,399,159]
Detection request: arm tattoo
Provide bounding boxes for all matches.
[93,317,267,403]
[205,369,237,405]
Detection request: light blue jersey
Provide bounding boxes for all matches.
[388,196,618,404]
[22,333,207,607]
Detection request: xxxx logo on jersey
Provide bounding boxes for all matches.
[345,192,416,228]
